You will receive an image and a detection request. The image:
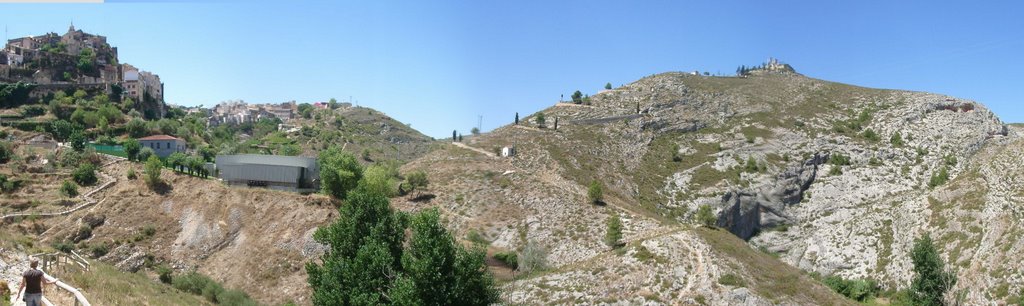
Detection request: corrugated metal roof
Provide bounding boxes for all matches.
[215,154,317,168]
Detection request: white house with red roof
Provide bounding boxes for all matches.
[138,135,186,158]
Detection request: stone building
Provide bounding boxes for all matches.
[138,135,186,158]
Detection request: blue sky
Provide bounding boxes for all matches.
[1,1,1021,137]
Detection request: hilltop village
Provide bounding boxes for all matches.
[1,25,166,119]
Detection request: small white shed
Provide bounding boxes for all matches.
[501,146,515,157]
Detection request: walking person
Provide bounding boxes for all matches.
[17,259,57,306]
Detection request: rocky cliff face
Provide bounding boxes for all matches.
[492,70,1018,303]
[718,152,826,240]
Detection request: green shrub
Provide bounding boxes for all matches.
[890,132,904,147]
[142,225,157,237]
[696,204,717,228]
[144,155,162,187]
[138,147,156,162]
[202,280,225,303]
[862,128,880,142]
[60,180,78,197]
[71,224,93,242]
[494,251,518,269]
[172,272,210,295]
[829,152,851,166]
[0,174,23,193]
[216,289,257,306]
[466,229,489,246]
[745,157,759,172]
[717,273,745,287]
[126,167,137,180]
[928,167,949,189]
[0,141,12,164]
[72,163,98,186]
[21,105,46,117]
[157,265,173,284]
[823,275,878,301]
[52,241,74,253]
[943,154,958,166]
[90,242,109,257]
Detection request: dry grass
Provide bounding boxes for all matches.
[695,227,855,305]
[63,262,209,306]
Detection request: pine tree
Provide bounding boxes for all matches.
[588,180,603,204]
[604,214,622,248]
[515,112,519,125]
[696,204,716,228]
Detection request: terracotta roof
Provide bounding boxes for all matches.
[138,135,180,141]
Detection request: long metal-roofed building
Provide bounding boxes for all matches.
[214,154,319,192]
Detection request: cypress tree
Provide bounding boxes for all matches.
[515,112,519,125]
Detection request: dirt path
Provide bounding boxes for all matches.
[451,142,498,158]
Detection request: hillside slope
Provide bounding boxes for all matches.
[34,162,335,305]
[407,69,1018,304]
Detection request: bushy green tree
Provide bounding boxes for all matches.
[126,118,148,138]
[605,82,612,90]
[186,155,206,177]
[405,170,429,193]
[571,90,583,104]
[696,204,716,228]
[68,131,86,152]
[198,145,216,162]
[307,186,498,306]
[144,155,162,187]
[138,147,156,162]
[588,180,603,204]
[72,163,98,186]
[49,119,76,142]
[360,165,398,198]
[123,138,141,161]
[318,147,363,199]
[167,152,187,172]
[910,234,957,306]
[402,209,499,305]
[604,213,622,248]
